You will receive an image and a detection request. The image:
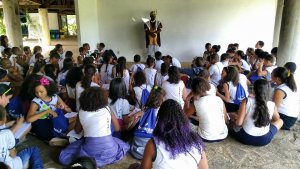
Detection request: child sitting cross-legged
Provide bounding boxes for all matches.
[130,86,165,159]
[185,77,228,142]
[232,79,283,146]
[26,76,74,146]
[138,99,208,169]
[59,87,129,167]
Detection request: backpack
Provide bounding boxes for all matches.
[136,65,143,72]
[139,85,150,108]
[233,83,247,105]
[134,108,157,138]
[249,72,264,84]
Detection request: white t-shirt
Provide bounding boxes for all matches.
[99,64,114,84]
[122,70,130,91]
[130,63,145,73]
[108,98,130,119]
[79,107,111,137]
[9,54,23,75]
[241,59,251,71]
[242,97,275,136]
[155,60,164,72]
[194,95,228,140]
[144,68,157,87]
[162,80,185,108]
[265,65,277,81]
[0,129,23,169]
[276,84,299,118]
[75,81,99,111]
[207,83,217,95]
[227,82,238,103]
[155,73,168,87]
[171,58,182,68]
[209,62,224,87]
[153,140,202,169]
[29,54,36,66]
[222,61,229,67]
[133,84,152,108]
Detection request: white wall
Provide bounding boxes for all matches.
[48,13,59,30]
[75,0,100,50]
[77,0,277,61]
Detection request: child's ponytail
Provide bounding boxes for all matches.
[272,67,297,92]
[252,79,270,127]
[286,72,297,92]
[82,65,96,89]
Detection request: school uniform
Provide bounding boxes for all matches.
[144,68,157,87]
[162,80,185,108]
[276,84,300,129]
[152,138,202,169]
[233,97,277,146]
[59,107,129,167]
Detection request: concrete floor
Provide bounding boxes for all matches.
[16,121,300,169]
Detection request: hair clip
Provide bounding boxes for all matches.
[71,163,82,168]
[287,71,291,77]
[39,77,50,86]
[153,85,158,90]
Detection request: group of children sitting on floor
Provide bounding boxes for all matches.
[0,35,298,169]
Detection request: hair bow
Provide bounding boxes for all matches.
[39,77,50,86]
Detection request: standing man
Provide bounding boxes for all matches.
[144,11,162,57]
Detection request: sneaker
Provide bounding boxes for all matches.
[49,137,69,147]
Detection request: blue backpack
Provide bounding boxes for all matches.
[134,108,157,138]
[249,72,264,84]
[233,83,247,105]
[8,96,24,119]
[136,65,143,72]
[139,85,150,108]
[52,108,69,138]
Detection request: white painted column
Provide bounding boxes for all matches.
[2,0,23,47]
[277,0,300,120]
[38,8,51,46]
[272,0,284,47]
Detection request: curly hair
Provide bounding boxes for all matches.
[29,75,58,98]
[167,66,180,84]
[79,87,108,111]
[66,67,84,88]
[153,99,204,159]
[145,86,165,109]
[109,78,127,105]
[252,79,271,127]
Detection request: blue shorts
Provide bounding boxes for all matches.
[233,124,277,146]
[279,113,298,130]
